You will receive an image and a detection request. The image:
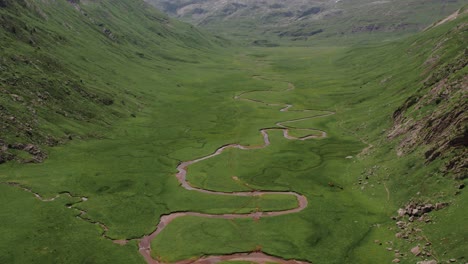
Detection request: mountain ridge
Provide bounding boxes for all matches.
[145,0,466,44]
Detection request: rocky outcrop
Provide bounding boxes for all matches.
[388,24,467,178]
[396,201,448,219]
[389,200,453,263]
[0,140,47,164]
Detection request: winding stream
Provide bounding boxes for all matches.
[3,77,334,264]
[138,78,335,264]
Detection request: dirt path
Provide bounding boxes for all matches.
[138,78,335,263]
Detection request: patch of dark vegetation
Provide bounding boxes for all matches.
[269,3,284,9]
[100,97,114,106]
[102,27,116,41]
[0,0,26,8]
[268,11,294,18]
[159,54,200,63]
[291,36,308,41]
[351,22,418,34]
[278,28,323,38]
[351,24,382,33]
[392,95,420,119]
[298,7,322,18]
[251,39,279,47]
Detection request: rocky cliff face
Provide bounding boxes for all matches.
[388,15,467,179]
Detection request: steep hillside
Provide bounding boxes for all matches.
[333,11,468,261]
[0,0,220,164]
[388,26,467,179]
[0,1,466,264]
[145,0,466,44]
[341,8,467,179]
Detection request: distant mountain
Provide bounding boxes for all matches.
[145,0,466,43]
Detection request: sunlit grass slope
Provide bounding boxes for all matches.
[0,0,222,154]
[0,1,466,264]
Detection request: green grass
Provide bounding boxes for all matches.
[145,46,394,263]
[0,1,467,264]
[0,183,142,263]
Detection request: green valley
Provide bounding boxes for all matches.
[0,1,466,264]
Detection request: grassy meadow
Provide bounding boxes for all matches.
[0,1,466,264]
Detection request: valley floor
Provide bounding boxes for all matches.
[0,46,466,264]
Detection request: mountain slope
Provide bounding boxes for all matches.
[0,1,466,264]
[335,11,468,261]
[145,0,466,44]
[339,7,467,179]
[0,0,220,164]
[0,0,230,263]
